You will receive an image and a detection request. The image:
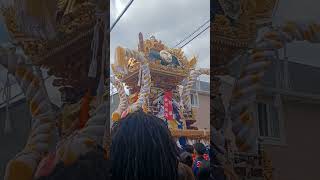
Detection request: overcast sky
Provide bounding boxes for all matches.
[109,0,320,73]
[1,0,320,99]
[110,0,210,70]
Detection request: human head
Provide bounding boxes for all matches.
[180,152,193,168]
[110,109,179,180]
[184,144,194,154]
[160,50,173,63]
[36,145,111,180]
[194,143,206,156]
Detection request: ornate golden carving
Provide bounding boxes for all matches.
[142,36,192,68]
[113,35,197,81]
[0,1,105,92]
[212,0,277,75]
[1,1,96,64]
[255,0,278,24]
[143,37,165,53]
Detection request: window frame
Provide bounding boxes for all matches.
[190,93,199,107]
[254,101,287,146]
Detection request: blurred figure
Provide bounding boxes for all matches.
[193,143,210,180]
[36,145,111,180]
[178,162,196,180]
[184,144,195,154]
[180,151,193,168]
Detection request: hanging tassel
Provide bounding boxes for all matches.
[65,0,76,14]
[96,75,105,103]
[89,10,108,78]
[137,65,142,86]
[3,72,12,134]
[88,18,101,78]
[96,20,108,103]
[111,93,114,103]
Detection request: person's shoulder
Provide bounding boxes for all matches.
[178,163,195,180]
[180,151,192,159]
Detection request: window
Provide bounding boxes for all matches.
[256,102,285,145]
[190,93,199,107]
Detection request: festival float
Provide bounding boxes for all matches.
[0,1,109,180]
[212,0,320,180]
[111,33,210,144]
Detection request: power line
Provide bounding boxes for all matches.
[180,25,210,48]
[174,19,210,47]
[272,0,280,18]
[110,0,134,32]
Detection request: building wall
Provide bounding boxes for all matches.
[264,101,320,180]
[194,93,210,130]
[110,92,211,130]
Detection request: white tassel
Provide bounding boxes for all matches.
[96,29,107,100]
[3,72,12,134]
[88,20,100,78]
[137,65,142,86]
[96,14,109,106]
[111,92,114,104]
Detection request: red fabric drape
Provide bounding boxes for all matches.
[164,91,173,120]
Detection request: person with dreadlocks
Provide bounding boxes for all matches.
[36,145,111,180]
[110,109,195,180]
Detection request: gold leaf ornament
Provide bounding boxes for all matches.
[188,56,197,68]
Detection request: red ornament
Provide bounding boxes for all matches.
[196,161,202,168]
[164,91,173,120]
[203,154,209,161]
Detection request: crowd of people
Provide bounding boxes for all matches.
[35,109,212,180]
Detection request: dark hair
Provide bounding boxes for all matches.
[194,143,206,155]
[184,145,194,154]
[180,152,193,168]
[37,146,111,180]
[110,109,179,180]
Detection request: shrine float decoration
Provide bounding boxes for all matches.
[212,0,320,180]
[111,33,210,143]
[0,1,110,180]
